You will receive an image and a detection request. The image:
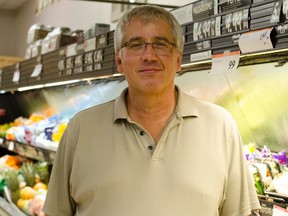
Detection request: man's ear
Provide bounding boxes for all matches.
[176,51,183,72]
[116,52,123,73]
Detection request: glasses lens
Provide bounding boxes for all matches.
[152,42,171,55]
[123,41,175,55]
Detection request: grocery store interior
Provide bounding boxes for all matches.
[0,0,288,215]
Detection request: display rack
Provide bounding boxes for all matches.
[0,138,55,163]
[0,197,26,216]
[1,0,288,93]
[1,1,288,214]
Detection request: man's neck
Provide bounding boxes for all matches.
[126,87,177,142]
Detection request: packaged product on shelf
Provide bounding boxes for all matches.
[0,110,68,153]
[26,24,53,45]
[48,27,76,51]
[71,29,85,43]
[40,27,77,54]
[31,40,43,58]
[91,23,110,37]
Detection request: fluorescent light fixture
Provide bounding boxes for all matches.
[240,48,288,58]
[18,84,44,92]
[0,90,6,94]
[112,73,123,77]
[181,59,212,68]
[180,48,288,68]
[44,79,80,87]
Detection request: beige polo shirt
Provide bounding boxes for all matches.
[43,86,260,216]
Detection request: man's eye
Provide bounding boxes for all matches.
[129,43,143,49]
[153,42,168,48]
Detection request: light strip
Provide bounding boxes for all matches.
[240,48,288,58]
[44,79,80,87]
[181,59,212,68]
[18,84,44,92]
[180,48,288,68]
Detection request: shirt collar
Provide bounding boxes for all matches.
[113,86,199,122]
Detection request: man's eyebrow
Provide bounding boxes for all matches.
[126,36,171,42]
[125,37,143,42]
[154,36,170,42]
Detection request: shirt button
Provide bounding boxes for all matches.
[148,145,153,150]
[139,131,145,136]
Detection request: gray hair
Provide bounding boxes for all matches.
[114,5,184,53]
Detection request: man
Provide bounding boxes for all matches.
[43,5,260,216]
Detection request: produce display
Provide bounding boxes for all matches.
[245,144,288,194]
[245,143,288,213]
[1,113,288,215]
[0,112,67,151]
[0,154,50,216]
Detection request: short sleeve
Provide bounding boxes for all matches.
[220,118,260,216]
[43,119,77,216]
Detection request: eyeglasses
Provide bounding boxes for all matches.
[121,40,177,55]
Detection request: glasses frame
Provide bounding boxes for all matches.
[120,40,177,55]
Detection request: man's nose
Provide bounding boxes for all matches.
[141,43,158,60]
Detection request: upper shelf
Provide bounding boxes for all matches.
[1,0,288,92]
[0,137,56,163]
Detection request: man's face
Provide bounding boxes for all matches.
[116,18,182,94]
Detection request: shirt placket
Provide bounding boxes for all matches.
[152,113,182,161]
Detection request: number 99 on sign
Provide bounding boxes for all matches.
[228,60,236,69]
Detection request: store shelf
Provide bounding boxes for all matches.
[1,0,288,93]
[0,138,56,164]
[0,197,26,216]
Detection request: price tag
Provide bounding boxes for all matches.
[75,54,83,66]
[97,35,107,47]
[194,20,212,41]
[270,0,281,23]
[225,9,249,34]
[66,43,77,57]
[12,70,20,83]
[273,205,288,216]
[238,28,274,54]
[0,69,2,86]
[225,13,233,33]
[283,0,288,21]
[210,50,240,74]
[85,52,94,64]
[83,37,96,52]
[233,9,249,32]
[94,63,101,70]
[276,24,288,35]
[190,50,211,62]
[65,57,74,75]
[94,50,103,62]
[171,4,193,25]
[31,63,42,77]
[58,59,65,71]
[8,141,14,151]
[193,17,220,41]
[66,57,74,69]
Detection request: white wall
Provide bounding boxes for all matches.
[0,0,194,58]
[14,0,112,58]
[0,10,17,56]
